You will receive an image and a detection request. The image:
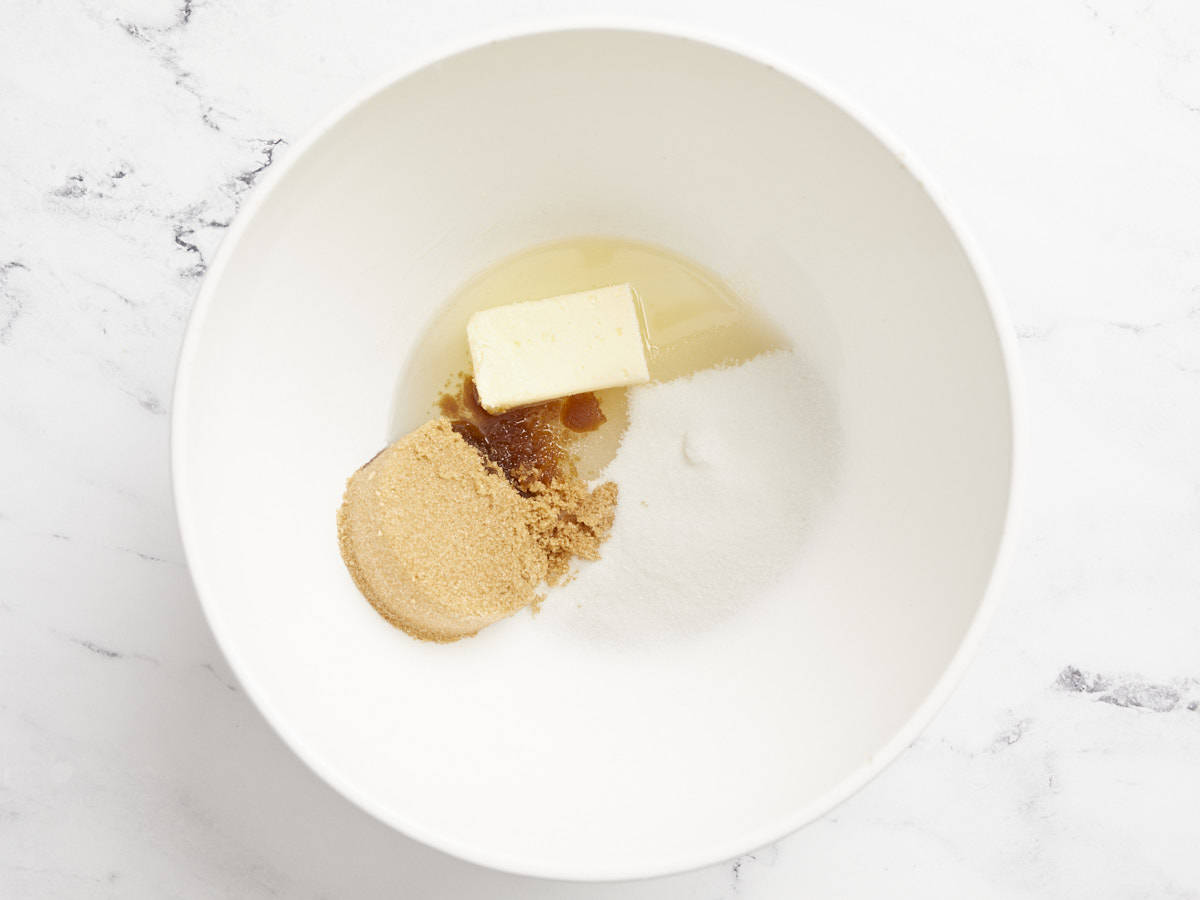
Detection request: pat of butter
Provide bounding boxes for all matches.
[467,284,650,412]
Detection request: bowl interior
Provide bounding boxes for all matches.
[174,30,1014,880]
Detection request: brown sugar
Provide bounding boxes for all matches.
[524,477,618,585]
[337,418,616,642]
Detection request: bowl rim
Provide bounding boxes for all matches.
[170,20,1025,883]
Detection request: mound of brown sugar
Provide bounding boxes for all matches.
[337,418,616,642]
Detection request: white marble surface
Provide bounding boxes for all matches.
[2,0,1199,896]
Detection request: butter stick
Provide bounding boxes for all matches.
[467,283,650,412]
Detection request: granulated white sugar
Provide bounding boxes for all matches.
[542,350,839,643]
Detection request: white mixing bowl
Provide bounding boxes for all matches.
[172,27,1019,881]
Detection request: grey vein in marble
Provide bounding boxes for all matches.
[0,260,30,345]
[1056,666,1200,714]
[114,2,218,133]
[170,137,288,278]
